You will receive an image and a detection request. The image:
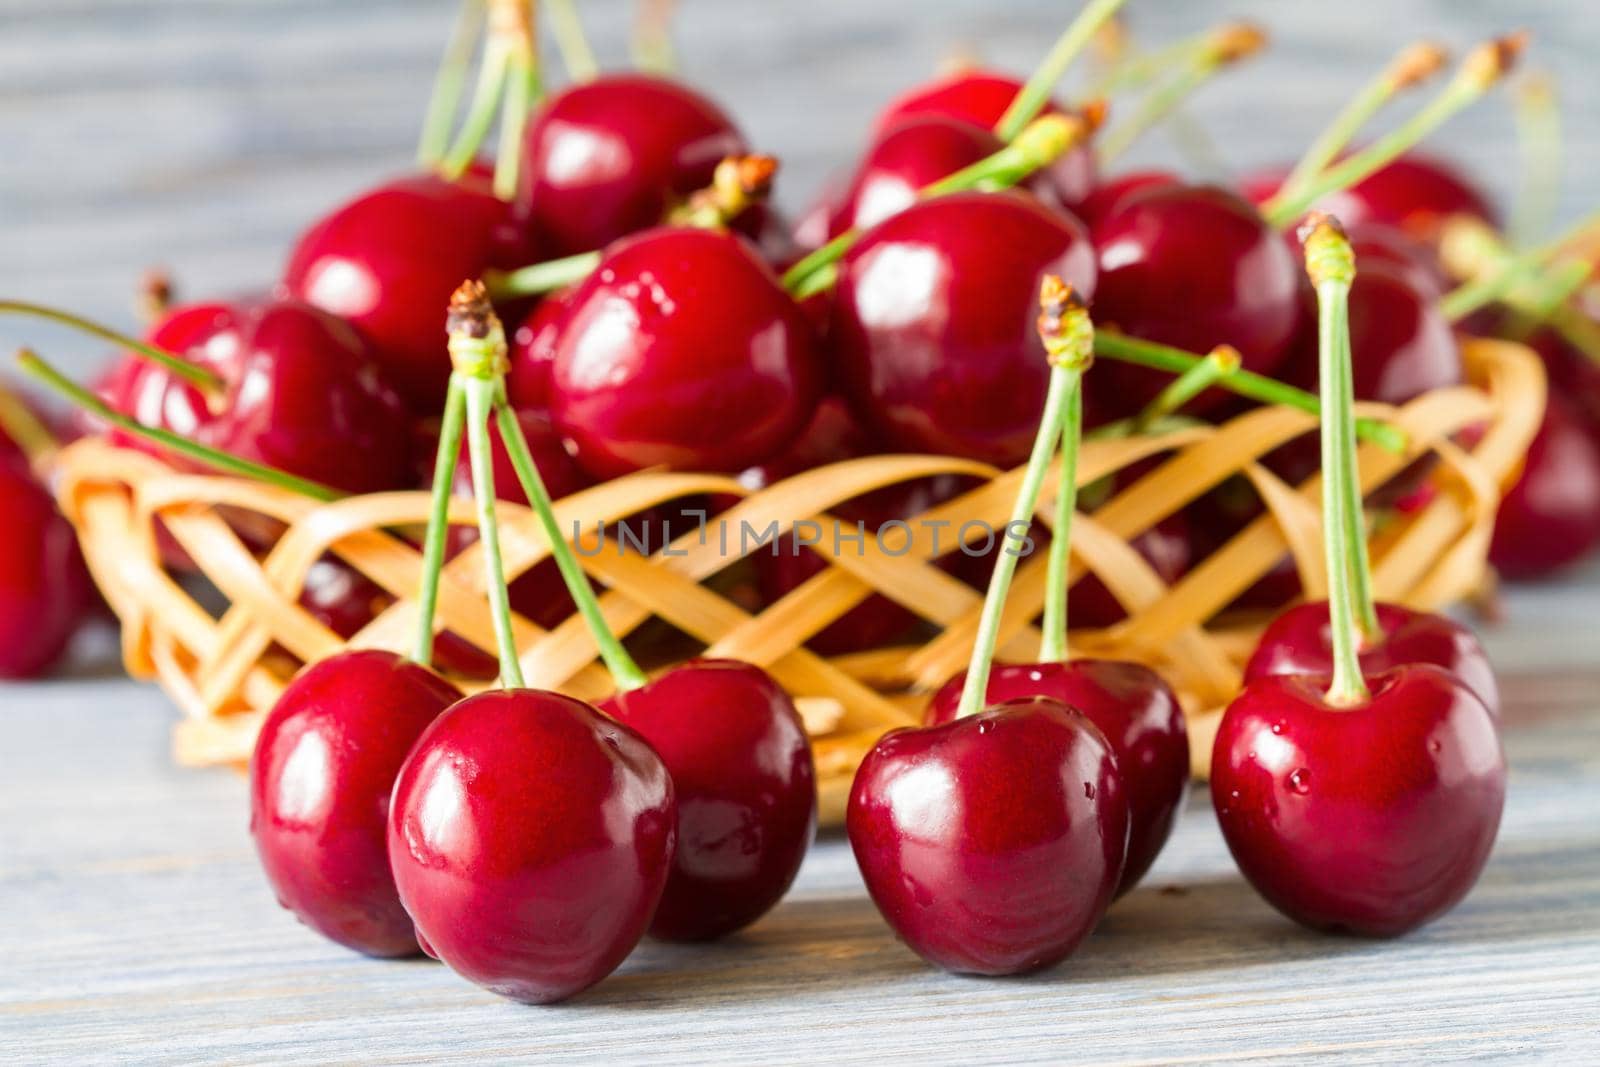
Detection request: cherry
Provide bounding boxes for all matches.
[283,173,529,410]
[601,659,816,942]
[549,226,823,478]
[1240,154,1496,243]
[1088,183,1301,414]
[736,394,875,489]
[1244,601,1499,717]
[1488,394,1600,580]
[387,688,676,1003]
[248,649,462,956]
[1525,328,1600,444]
[505,293,571,412]
[1067,515,1194,629]
[517,73,747,257]
[1343,221,1449,299]
[830,190,1097,465]
[0,456,92,679]
[873,68,1097,208]
[1212,667,1504,936]
[849,697,1127,974]
[926,659,1186,897]
[1073,169,1180,230]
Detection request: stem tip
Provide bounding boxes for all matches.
[1463,31,1529,90]
[1299,211,1356,288]
[1388,41,1450,90]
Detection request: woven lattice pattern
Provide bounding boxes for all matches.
[54,340,1543,824]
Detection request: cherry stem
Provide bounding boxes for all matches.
[955,277,1090,719]
[15,349,339,501]
[1039,308,1089,666]
[1264,33,1527,228]
[412,380,469,668]
[546,0,600,82]
[1304,214,1373,706]
[442,0,542,201]
[1438,209,1600,322]
[136,268,175,326]
[486,250,600,300]
[1510,72,1562,247]
[1280,42,1449,198]
[1133,344,1241,431]
[0,378,58,468]
[630,0,678,75]
[461,375,526,688]
[1097,22,1267,166]
[783,113,1092,298]
[1086,31,1200,98]
[0,299,223,395]
[993,0,1130,141]
[1091,331,1408,453]
[418,0,487,167]
[442,36,509,177]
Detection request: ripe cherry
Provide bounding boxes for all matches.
[0,456,92,679]
[849,697,1127,974]
[283,173,529,410]
[601,660,816,942]
[1240,154,1496,243]
[1525,328,1600,444]
[831,190,1096,465]
[1073,169,1180,229]
[505,294,571,412]
[388,688,676,1003]
[736,394,875,489]
[926,659,1186,897]
[550,227,822,478]
[248,649,462,956]
[518,74,747,257]
[1488,394,1600,580]
[1088,183,1301,414]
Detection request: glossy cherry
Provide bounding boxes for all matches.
[736,394,875,490]
[388,688,676,1003]
[283,173,528,410]
[0,456,92,679]
[601,660,816,941]
[1073,169,1180,230]
[1212,666,1504,936]
[1245,601,1498,717]
[828,115,1021,237]
[1488,394,1600,580]
[1240,154,1496,242]
[518,73,747,257]
[505,293,571,412]
[830,190,1096,465]
[927,659,1187,897]
[549,227,823,478]
[848,696,1127,974]
[248,649,462,956]
[1089,183,1301,415]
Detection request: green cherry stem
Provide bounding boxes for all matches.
[1097,22,1267,166]
[630,0,678,75]
[15,348,338,501]
[441,36,510,178]
[418,0,487,167]
[441,0,542,200]
[0,379,59,468]
[1264,33,1527,228]
[1132,343,1241,432]
[1091,331,1408,453]
[412,380,469,667]
[954,277,1088,720]
[1437,209,1600,322]
[1303,214,1372,705]
[1086,30,1199,98]
[1510,72,1562,247]
[0,299,223,395]
[993,0,1130,141]
[1037,290,1093,664]
[546,0,600,82]
[486,250,600,300]
[1279,41,1449,198]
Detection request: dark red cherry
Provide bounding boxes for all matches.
[0,456,92,679]
[601,660,816,941]
[1239,154,1496,243]
[737,394,875,489]
[849,696,1127,974]
[389,688,675,1003]
[1488,395,1600,580]
[518,73,746,257]
[1245,601,1498,717]
[1344,222,1449,300]
[1525,328,1600,444]
[1089,183,1300,414]
[248,649,463,956]
[1212,666,1504,936]
[283,173,527,410]
[550,227,823,478]
[873,68,1097,208]
[926,659,1186,897]
[505,293,571,412]
[1073,169,1180,230]
[831,190,1097,465]
[829,115,1013,237]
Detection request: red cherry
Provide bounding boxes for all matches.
[1488,394,1600,580]
[284,174,527,410]
[601,660,816,941]
[831,190,1097,465]
[1343,222,1449,300]
[1244,601,1499,717]
[0,456,92,679]
[518,74,747,257]
[1525,328,1600,444]
[248,649,462,956]
[506,294,571,412]
[1212,666,1504,936]
[874,68,1097,208]
[388,688,676,1003]
[737,394,875,489]
[1089,183,1301,414]
[550,227,823,478]
[1239,154,1496,242]
[848,696,1127,974]
[1073,169,1180,230]
[926,659,1185,897]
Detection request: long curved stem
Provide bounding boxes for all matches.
[0,300,222,394]
[1038,371,1083,664]
[994,0,1130,141]
[412,381,469,667]
[547,0,600,81]
[442,38,510,178]
[419,0,487,167]
[1510,72,1562,247]
[461,376,525,688]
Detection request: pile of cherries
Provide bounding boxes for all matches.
[0,0,1581,1000]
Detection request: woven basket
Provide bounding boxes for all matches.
[53,338,1544,825]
